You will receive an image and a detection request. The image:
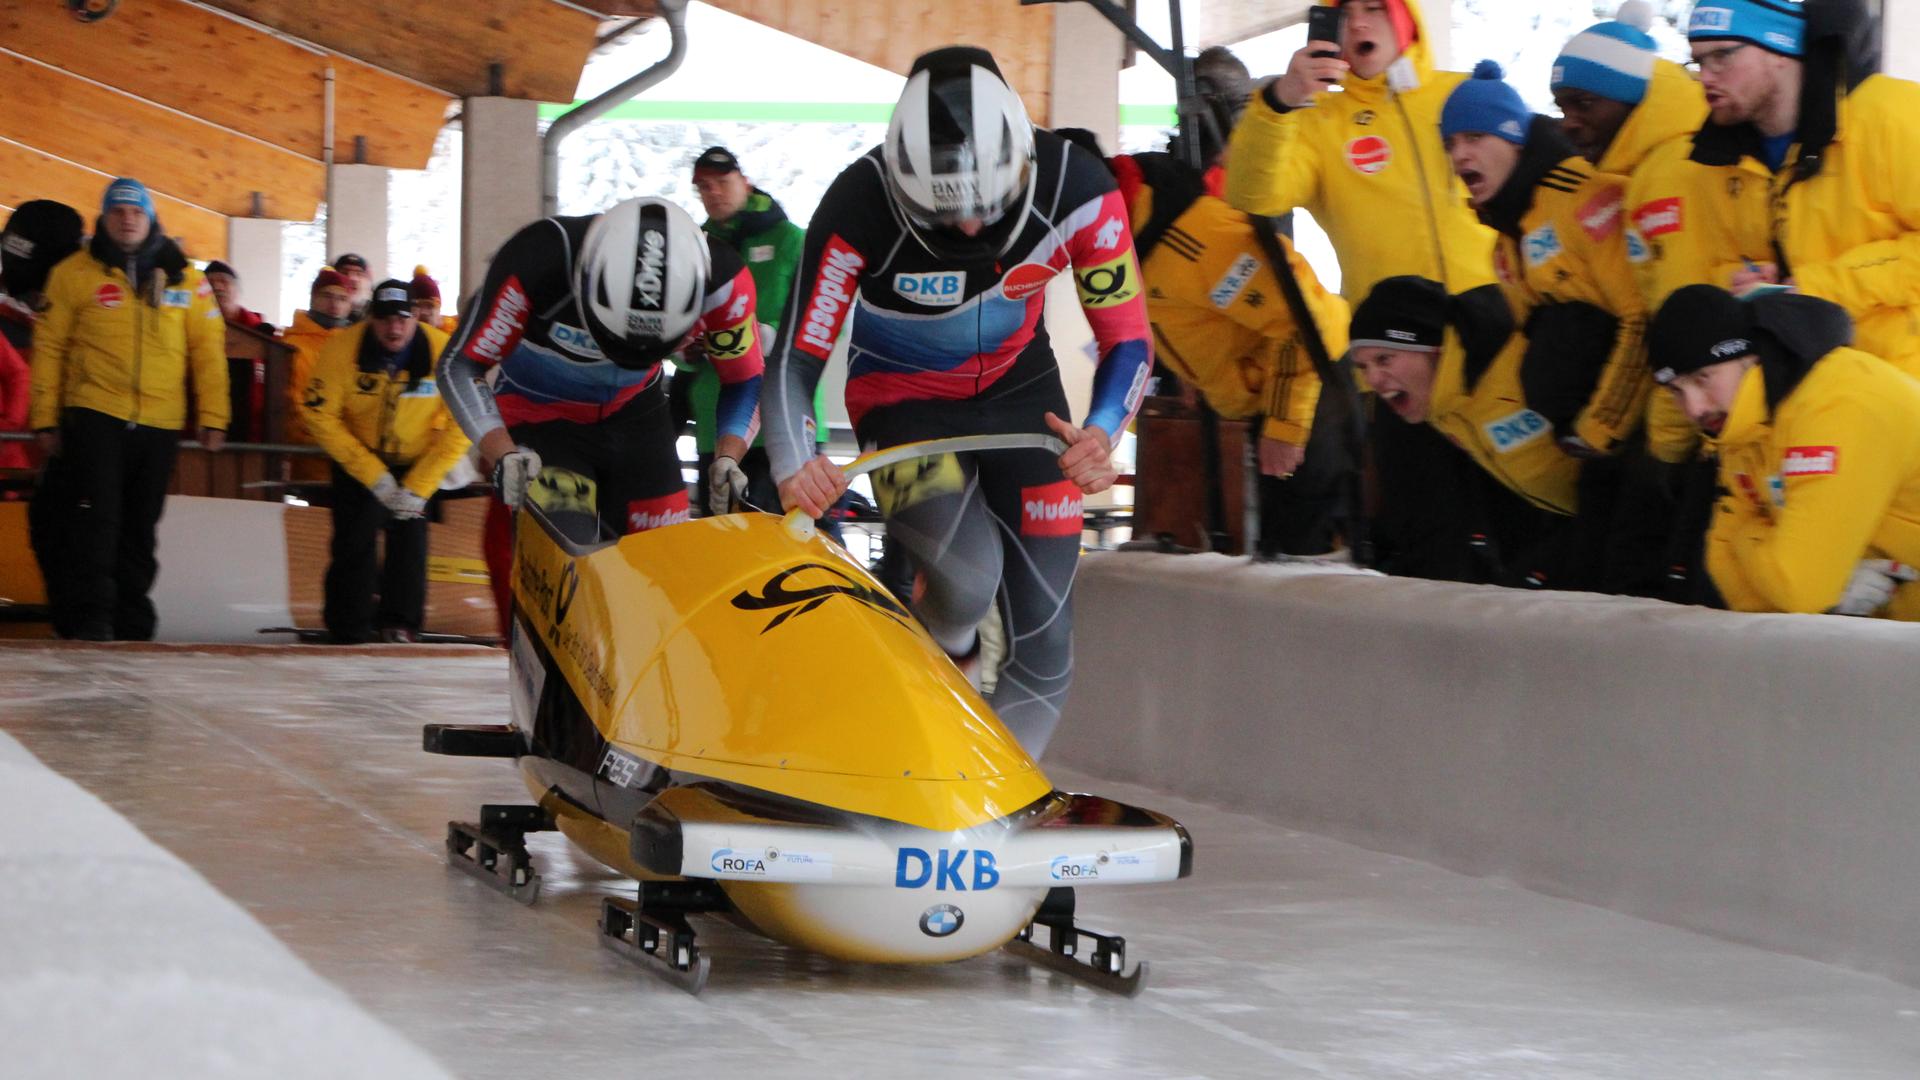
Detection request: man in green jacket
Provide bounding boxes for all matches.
[686,146,831,520]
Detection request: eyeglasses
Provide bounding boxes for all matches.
[1686,43,1749,74]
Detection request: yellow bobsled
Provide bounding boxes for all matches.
[424,436,1191,995]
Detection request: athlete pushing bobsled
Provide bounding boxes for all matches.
[766,46,1154,757]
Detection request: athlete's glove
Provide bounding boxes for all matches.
[492,446,542,510]
[708,455,750,516]
[1829,559,1919,616]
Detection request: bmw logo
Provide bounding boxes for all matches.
[919,904,964,938]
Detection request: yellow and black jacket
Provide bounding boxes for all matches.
[1225,0,1495,300]
[301,321,468,498]
[1478,118,1648,456]
[1424,285,1580,516]
[30,242,227,432]
[1114,151,1349,447]
[1703,294,1920,619]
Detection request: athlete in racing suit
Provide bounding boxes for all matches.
[766,48,1152,757]
[438,198,763,631]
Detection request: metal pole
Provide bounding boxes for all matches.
[1166,0,1202,171]
[542,0,690,216]
[322,64,335,253]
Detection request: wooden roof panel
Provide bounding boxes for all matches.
[0,51,323,220]
[197,0,603,101]
[0,0,449,169]
[0,140,228,260]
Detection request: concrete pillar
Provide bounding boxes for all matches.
[1048,3,1125,147]
[459,98,541,305]
[1884,0,1920,81]
[325,164,392,281]
[226,217,288,326]
[1424,0,1454,70]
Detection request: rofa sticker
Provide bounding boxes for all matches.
[95,283,124,309]
[1001,262,1054,302]
[1346,136,1393,175]
[1782,446,1838,477]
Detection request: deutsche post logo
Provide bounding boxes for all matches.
[1074,251,1140,309]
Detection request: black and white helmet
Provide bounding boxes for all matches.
[575,196,709,370]
[882,46,1037,260]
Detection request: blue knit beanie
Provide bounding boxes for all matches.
[101,177,155,219]
[1441,60,1531,145]
[1687,0,1806,58]
[1553,1,1659,104]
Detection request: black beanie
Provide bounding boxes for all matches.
[2,200,86,298]
[1350,276,1449,352]
[203,260,237,279]
[1647,284,1757,384]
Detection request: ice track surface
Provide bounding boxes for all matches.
[8,648,1920,1079]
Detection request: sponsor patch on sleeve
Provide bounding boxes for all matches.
[796,234,865,360]
[1208,253,1260,310]
[705,318,756,361]
[1632,197,1683,239]
[1074,250,1141,309]
[1019,479,1084,537]
[1484,408,1551,453]
[1578,189,1624,241]
[1781,445,1838,477]
[463,275,531,365]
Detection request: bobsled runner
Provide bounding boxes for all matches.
[425,434,1191,995]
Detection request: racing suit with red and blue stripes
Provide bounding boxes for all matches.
[765,131,1152,756]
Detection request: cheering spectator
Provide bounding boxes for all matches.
[301,280,469,643]
[1648,284,1920,618]
[1689,0,1920,375]
[282,267,354,481]
[408,265,454,332]
[203,260,269,439]
[1225,0,1503,580]
[29,178,227,640]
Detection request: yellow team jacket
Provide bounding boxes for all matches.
[1764,75,1920,377]
[1124,169,1350,447]
[29,250,228,432]
[1491,157,1649,455]
[1424,299,1581,516]
[301,321,469,498]
[280,309,343,481]
[1604,60,1715,464]
[1706,348,1920,619]
[1224,0,1495,300]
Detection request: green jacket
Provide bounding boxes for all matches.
[689,188,822,452]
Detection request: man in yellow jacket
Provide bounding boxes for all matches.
[1077,121,1352,554]
[1225,0,1500,579]
[301,279,469,643]
[1347,277,1587,587]
[280,267,354,483]
[1647,284,1920,619]
[29,178,227,641]
[1689,0,1920,375]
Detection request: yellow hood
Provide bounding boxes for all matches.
[1597,60,1708,176]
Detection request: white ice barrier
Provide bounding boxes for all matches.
[0,734,453,1080]
[1053,552,1920,983]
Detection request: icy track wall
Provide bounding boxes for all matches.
[1052,553,1920,985]
[0,733,453,1080]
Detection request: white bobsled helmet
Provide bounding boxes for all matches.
[882,46,1038,260]
[575,196,710,369]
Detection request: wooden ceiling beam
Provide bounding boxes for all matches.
[197,0,603,102]
[0,140,229,261]
[0,0,449,171]
[0,52,323,222]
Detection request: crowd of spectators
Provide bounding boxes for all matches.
[2,0,1915,640]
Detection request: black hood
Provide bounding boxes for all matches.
[1475,115,1582,238]
[1111,151,1209,261]
[1691,0,1879,179]
[1750,291,1854,413]
[1450,284,1519,392]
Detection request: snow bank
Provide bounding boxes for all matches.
[0,734,453,1080]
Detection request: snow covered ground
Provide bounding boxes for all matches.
[8,647,1920,1079]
